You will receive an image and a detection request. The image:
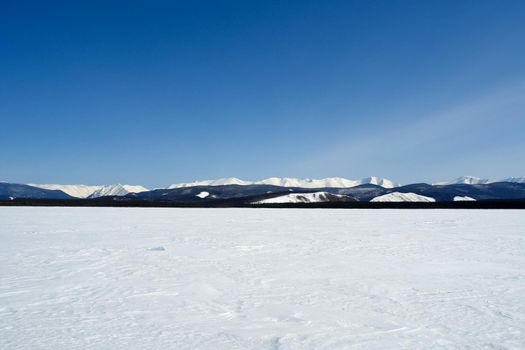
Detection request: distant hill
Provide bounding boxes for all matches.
[2,176,525,204]
[30,183,148,198]
[119,182,525,204]
[0,183,72,200]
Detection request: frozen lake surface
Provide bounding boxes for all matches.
[1,207,524,349]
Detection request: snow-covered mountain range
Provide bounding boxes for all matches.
[169,176,525,190]
[434,176,525,185]
[26,176,525,198]
[30,184,148,198]
[167,178,251,188]
[168,176,397,189]
[4,175,523,203]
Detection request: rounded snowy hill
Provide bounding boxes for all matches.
[371,192,436,202]
[253,191,355,204]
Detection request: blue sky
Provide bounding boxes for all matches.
[1,0,524,187]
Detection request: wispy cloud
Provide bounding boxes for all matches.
[291,82,525,182]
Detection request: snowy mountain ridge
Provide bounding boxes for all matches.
[434,176,491,185]
[434,176,525,185]
[167,177,251,189]
[88,184,149,198]
[500,177,525,184]
[168,176,397,189]
[30,184,148,198]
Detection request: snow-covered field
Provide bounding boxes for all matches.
[1,208,524,349]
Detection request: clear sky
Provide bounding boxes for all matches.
[2,0,524,188]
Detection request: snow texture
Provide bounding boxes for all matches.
[1,208,524,349]
[371,192,436,202]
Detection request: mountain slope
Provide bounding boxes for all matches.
[30,184,102,198]
[0,183,73,200]
[396,182,525,201]
[89,184,148,198]
[124,184,297,203]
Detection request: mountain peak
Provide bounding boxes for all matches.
[89,184,148,198]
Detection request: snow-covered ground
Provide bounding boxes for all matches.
[1,208,524,349]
